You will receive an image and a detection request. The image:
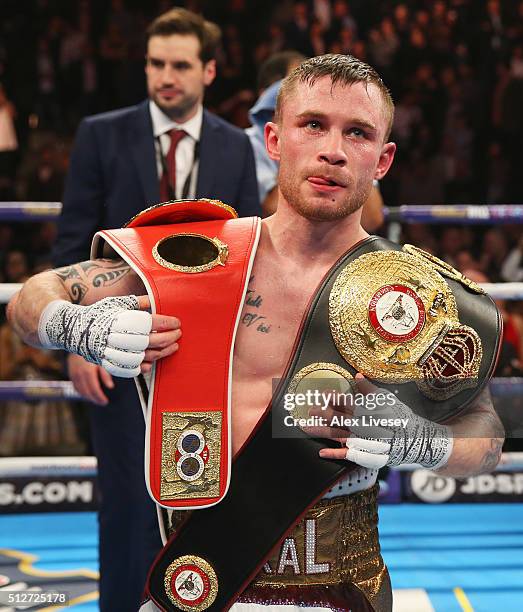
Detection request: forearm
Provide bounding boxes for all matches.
[7,270,70,347]
[435,388,504,478]
[7,259,140,349]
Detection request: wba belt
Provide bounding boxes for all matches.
[91,199,261,509]
[140,234,501,611]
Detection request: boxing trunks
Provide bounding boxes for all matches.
[91,200,501,611]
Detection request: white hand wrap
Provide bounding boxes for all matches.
[38,296,152,378]
[345,392,453,470]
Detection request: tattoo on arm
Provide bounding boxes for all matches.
[471,388,505,473]
[480,438,504,473]
[54,260,131,304]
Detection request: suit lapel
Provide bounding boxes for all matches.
[196,110,220,197]
[129,101,160,206]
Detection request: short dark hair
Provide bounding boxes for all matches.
[275,54,395,140]
[257,51,306,92]
[146,8,221,64]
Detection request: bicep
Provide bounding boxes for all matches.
[53,259,145,305]
[446,387,505,439]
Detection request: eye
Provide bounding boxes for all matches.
[306,120,322,130]
[149,58,164,69]
[348,127,366,138]
[173,61,192,71]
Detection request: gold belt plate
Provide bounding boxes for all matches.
[329,250,482,398]
[160,411,222,501]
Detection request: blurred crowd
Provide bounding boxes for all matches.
[0,0,522,454]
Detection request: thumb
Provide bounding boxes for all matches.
[136,295,151,311]
[354,372,379,396]
[99,366,114,389]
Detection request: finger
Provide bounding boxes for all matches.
[108,331,149,351]
[82,368,108,405]
[147,329,182,349]
[318,447,348,460]
[345,446,388,469]
[347,436,390,454]
[137,295,151,310]
[143,343,179,363]
[353,372,380,396]
[101,359,140,378]
[112,310,152,335]
[140,362,153,374]
[302,424,349,439]
[151,314,181,332]
[98,366,114,390]
[103,346,144,368]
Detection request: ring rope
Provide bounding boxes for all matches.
[2,202,523,223]
[3,282,523,303]
[0,453,521,477]
[0,377,520,401]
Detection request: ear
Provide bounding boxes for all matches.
[265,121,280,161]
[374,142,396,180]
[203,59,216,86]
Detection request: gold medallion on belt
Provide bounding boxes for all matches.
[329,248,483,400]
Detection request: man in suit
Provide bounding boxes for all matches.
[52,8,259,610]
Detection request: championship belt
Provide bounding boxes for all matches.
[142,236,501,611]
[91,199,261,509]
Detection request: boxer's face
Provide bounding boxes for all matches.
[146,34,216,122]
[266,77,395,222]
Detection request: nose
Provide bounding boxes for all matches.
[159,65,177,86]
[317,130,347,166]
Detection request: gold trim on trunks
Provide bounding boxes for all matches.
[328,250,482,400]
[160,412,222,501]
[153,233,228,274]
[248,485,387,604]
[164,554,218,611]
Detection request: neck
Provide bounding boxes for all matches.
[263,198,369,272]
[154,100,202,125]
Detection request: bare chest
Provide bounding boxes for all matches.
[230,266,317,454]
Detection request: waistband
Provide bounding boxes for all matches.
[240,484,387,606]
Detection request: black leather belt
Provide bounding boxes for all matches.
[144,236,501,611]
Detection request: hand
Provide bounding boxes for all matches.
[317,374,453,470]
[39,295,181,378]
[137,295,181,374]
[68,353,114,406]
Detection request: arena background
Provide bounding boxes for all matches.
[1,1,523,611]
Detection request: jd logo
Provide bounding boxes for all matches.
[410,470,456,503]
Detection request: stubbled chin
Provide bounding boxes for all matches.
[295,200,361,222]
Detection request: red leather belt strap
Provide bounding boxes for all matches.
[91,200,260,509]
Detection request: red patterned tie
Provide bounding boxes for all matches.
[160,129,187,201]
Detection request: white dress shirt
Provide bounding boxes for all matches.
[149,100,203,199]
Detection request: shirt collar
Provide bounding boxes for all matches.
[149,100,203,141]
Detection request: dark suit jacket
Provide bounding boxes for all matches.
[53,100,260,266]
